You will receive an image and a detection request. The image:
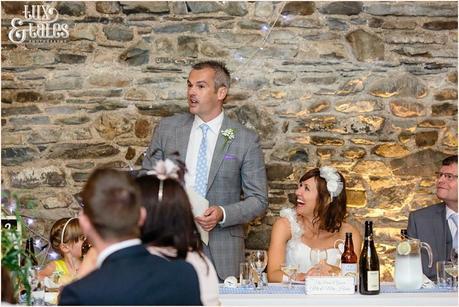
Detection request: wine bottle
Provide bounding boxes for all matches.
[359,221,380,295]
[22,238,38,266]
[400,229,408,240]
[341,232,358,291]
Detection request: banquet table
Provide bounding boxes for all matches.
[219,283,458,306]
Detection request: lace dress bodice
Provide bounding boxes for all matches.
[280,208,343,273]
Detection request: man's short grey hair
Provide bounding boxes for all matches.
[192,61,230,92]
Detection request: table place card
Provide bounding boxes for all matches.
[305,276,355,295]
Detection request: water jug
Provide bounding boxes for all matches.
[394,238,433,290]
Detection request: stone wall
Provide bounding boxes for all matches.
[1,1,457,280]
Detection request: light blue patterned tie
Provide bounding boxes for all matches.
[195,124,210,197]
[451,214,458,250]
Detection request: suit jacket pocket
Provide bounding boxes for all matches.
[229,225,246,239]
[220,159,241,179]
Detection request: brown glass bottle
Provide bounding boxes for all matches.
[359,221,380,295]
[21,238,38,266]
[341,232,358,291]
[400,229,408,240]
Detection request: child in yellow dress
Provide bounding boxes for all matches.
[38,217,84,286]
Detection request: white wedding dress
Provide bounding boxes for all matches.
[280,208,343,273]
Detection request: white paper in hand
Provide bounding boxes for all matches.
[185,186,209,245]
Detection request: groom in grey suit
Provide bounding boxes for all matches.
[143,61,268,280]
[407,155,458,280]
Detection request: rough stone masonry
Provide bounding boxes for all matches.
[1,1,457,280]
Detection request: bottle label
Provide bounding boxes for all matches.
[367,271,380,291]
[341,263,357,285]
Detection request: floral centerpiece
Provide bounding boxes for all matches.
[1,191,33,305]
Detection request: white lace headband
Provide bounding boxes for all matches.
[146,158,180,202]
[60,217,78,245]
[319,166,344,202]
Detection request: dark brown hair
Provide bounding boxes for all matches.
[49,217,83,256]
[192,60,230,91]
[1,267,16,304]
[300,168,347,233]
[81,169,141,240]
[442,155,458,166]
[135,175,203,259]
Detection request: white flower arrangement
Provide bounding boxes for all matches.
[319,166,344,202]
[221,128,236,147]
[146,158,180,180]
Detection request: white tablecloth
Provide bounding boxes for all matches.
[219,283,458,306]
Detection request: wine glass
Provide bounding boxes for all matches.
[249,250,267,290]
[447,248,458,289]
[281,263,298,288]
[309,249,329,276]
[450,247,458,264]
[29,266,45,305]
[310,249,327,266]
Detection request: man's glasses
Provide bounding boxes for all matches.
[435,172,458,181]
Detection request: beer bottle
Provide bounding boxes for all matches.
[341,232,358,291]
[400,229,408,240]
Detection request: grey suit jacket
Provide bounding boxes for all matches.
[143,112,268,279]
[407,202,453,280]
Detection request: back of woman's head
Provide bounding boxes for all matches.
[135,175,201,258]
[300,167,347,233]
[50,217,83,256]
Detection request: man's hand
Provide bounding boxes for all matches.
[195,206,223,232]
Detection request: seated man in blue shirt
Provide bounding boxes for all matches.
[407,155,458,280]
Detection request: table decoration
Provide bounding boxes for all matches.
[305,276,355,295]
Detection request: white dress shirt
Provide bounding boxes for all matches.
[185,112,224,193]
[185,112,227,223]
[446,206,458,243]
[96,239,141,268]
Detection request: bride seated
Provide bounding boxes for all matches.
[267,166,362,282]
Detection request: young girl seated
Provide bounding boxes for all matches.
[38,217,84,286]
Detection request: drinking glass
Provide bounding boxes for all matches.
[29,266,45,305]
[249,250,267,290]
[450,247,458,264]
[281,263,298,288]
[239,262,251,288]
[310,249,327,266]
[447,248,458,289]
[436,261,452,288]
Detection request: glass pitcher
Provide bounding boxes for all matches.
[394,238,433,290]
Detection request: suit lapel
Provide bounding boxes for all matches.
[207,115,232,193]
[176,115,194,161]
[433,203,447,260]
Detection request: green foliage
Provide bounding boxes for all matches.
[1,193,32,305]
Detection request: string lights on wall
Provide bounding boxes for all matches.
[232,1,287,81]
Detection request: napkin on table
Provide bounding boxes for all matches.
[421,274,436,288]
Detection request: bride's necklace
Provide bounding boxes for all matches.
[299,217,320,237]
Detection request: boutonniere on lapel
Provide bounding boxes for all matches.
[221,128,236,148]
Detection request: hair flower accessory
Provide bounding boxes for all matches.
[319,166,344,202]
[221,128,236,147]
[147,159,180,201]
[146,158,180,180]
